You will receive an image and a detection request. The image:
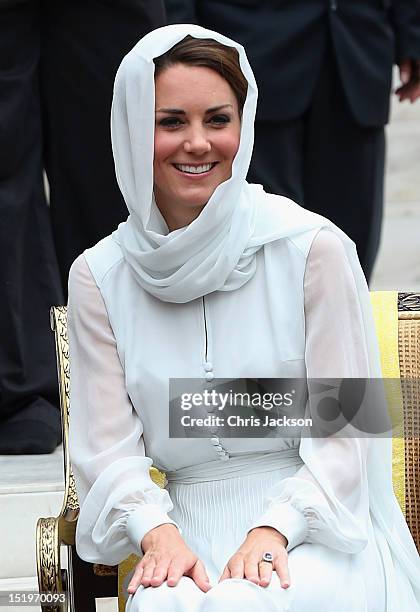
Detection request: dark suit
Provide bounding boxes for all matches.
[165,0,420,279]
[0,0,166,453]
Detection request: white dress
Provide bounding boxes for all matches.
[68,228,420,611]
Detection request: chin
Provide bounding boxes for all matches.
[180,191,214,208]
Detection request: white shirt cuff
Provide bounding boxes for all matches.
[248,502,308,552]
[126,504,179,553]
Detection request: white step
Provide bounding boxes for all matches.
[0,576,41,612]
[0,448,119,611]
[0,577,118,611]
[0,446,64,580]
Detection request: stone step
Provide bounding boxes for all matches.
[0,448,119,611]
[0,577,118,611]
[0,446,64,580]
[0,576,41,612]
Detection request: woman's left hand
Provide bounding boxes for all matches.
[219,526,290,588]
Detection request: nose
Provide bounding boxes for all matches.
[183,126,211,155]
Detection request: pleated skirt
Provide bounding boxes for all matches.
[126,450,393,611]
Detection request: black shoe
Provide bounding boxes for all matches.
[0,398,61,455]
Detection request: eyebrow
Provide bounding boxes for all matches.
[155,104,233,114]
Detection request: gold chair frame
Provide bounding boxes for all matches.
[37,306,78,612]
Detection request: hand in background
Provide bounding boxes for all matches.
[396,59,420,103]
[219,526,290,589]
[128,523,211,594]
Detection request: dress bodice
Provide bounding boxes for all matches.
[83,232,312,471]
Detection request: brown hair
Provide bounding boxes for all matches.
[153,36,248,115]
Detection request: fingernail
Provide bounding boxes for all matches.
[282,582,290,588]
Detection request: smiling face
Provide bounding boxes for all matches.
[153,63,241,231]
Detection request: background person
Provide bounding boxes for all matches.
[0,0,166,454]
[165,0,420,281]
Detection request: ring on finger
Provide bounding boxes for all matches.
[260,552,274,564]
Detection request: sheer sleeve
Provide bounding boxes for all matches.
[68,254,177,566]
[249,228,372,553]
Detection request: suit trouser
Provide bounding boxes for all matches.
[248,39,385,282]
[0,0,165,432]
[43,0,166,290]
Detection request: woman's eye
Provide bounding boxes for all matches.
[209,114,231,125]
[158,114,231,128]
[159,117,183,128]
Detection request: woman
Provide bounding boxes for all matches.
[68,24,420,611]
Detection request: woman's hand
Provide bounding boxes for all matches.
[128,524,211,594]
[219,526,290,588]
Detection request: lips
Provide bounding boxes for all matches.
[173,162,218,175]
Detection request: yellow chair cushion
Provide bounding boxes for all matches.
[370,291,405,514]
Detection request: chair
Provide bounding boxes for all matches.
[37,293,420,611]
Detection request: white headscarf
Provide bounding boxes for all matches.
[111,24,340,304]
[109,24,420,600]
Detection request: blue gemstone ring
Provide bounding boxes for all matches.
[261,552,274,563]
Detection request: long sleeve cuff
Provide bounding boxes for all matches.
[126,504,180,553]
[248,502,308,552]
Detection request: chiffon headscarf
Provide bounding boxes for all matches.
[110,23,420,600]
[111,23,349,304]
